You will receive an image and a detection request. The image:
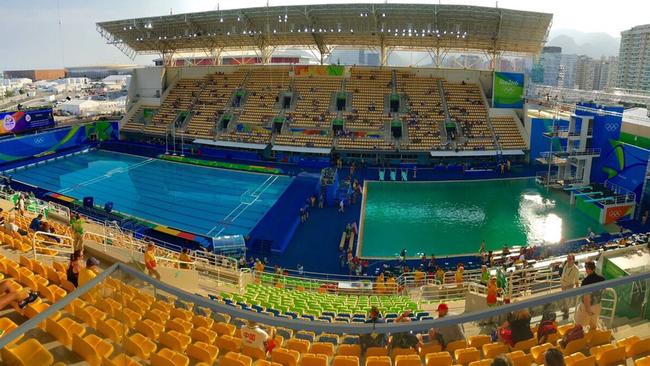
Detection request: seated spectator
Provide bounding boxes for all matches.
[492,355,513,366]
[425,303,465,348]
[0,280,38,311]
[499,310,533,346]
[537,311,558,344]
[5,215,27,236]
[79,257,100,287]
[360,306,387,353]
[29,213,43,232]
[544,348,565,366]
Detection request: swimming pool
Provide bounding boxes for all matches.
[359,178,606,258]
[8,150,292,237]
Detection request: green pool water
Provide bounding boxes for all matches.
[359,178,605,257]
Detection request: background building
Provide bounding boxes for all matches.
[618,24,650,91]
[536,46,578,88]
[3,69,65,81]
[576,55,596,90]
[593,56,619,90]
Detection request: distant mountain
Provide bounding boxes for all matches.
[546,29,620,58]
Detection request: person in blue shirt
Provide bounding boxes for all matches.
[29,213,43,232]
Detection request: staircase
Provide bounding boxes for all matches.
[437,79,451,121]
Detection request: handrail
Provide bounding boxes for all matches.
[32,230,74,260]
[1,262,648,344]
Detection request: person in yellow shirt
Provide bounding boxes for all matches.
[254,260,265,283]
[78,257,100,287]
[144,243,161,280]
[179,248,193,269]
[455,265,464,284]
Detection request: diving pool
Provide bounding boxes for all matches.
[8,150,292,237]
[359,178,606,257]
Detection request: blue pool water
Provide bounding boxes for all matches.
[8,150,292,237]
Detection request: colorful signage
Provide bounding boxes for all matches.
[493,72,525,108]
[0,109,55,136]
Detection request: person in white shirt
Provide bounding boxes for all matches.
[241,320,272,352]
[560,254,580,319]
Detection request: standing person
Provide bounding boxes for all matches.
[66,250,84,288]
[574,261,605,330]
[486,276,501,307]
[16,194,26,216]
[479,240,486,257]
[560,254,580,319]
[70,213,85,251]
[480,265,490,286]
[339,199,345,213]
[144,243,161,280]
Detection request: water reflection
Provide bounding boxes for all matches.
[520,192,563,244]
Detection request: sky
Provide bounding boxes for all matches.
[0,0,647,70]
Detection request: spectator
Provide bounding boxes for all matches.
[544,348,565,366]
[144,242,161,281]
[0,208,4,226]
[455,265,464,284]
[426,303,465,348]
[537,311,558,344]
[179,248,192,269]
[0,280,38,311]
[241,320,275,354]
[29,213,43,232]
[480,265,490,286]
[79,257,100,287]
[360,306,387,353]
[499,310,533,346]
[491,355,514,366]
[391,310,419,349]
[5,215,27,236]
[575,260,605,330]
[70,213,85,251]
[560,254,580,319]
[66,249,84,288]
[486,276,501,306]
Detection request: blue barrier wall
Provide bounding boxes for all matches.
[247,172,319,254]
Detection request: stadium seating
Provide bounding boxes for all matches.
[237,66,291,126]
[288,75,343,129]
[274,134,333,149]
[441,81,494,150]
[491,117,526,150]
[344,67,392,131]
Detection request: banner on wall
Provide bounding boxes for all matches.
[294,65,345,77]
[591,139,650,199]
[603,204,635,224]
[492,72,525,108]
[0,109,55,136]
[0,121,118,165]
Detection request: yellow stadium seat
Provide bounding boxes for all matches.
[213,321,237,336]
[0,317,22,346]
[45,317,85,348]
[591,344,626,366]
[426,352,453,366]
[286,338,311,354]
[75,305,107,328]
[564,352,586,366]
[1,338,54,366]
[151,348,189,366]
[616,336,640,356]
[256,360,285,366]
[310,342,335,357]
[135,319,164,340]
[636,356,650,366]
[339,344,362,357]
[511,338,536,352]
[469,359,493,366]
[215,334,242,353]
[101,353,143,366]
[116,308,141,327]
[134,292,154,305]
[144,308,169,323]
[223,351,254,366]
[573,356,596,366]
[72,333,114,366]
[530,343,554,364]
[38,283,66,303]
[18,256,33,270]
[558,324,575,336]
[187,341,219,364]
[301,353,328,366]
[124,332,157,360]
[165,317,192,334]
[192,314,214,329]
[627,337,650,359]
[392,348,417,359]
[483,343,509,359]
[586,330,612,347]
[97,318,126,343]
[469,335,492,349]
[190,326,218,344]
[366,347,389,357]
[333,355,360,366]
[396,354,421,366]
[150,300,173,314]
[420,343,443,357]
[242,345,268,361]
[127,299,148,315]
[366,356,392,366]
[455,348,480,365]
[562,338,587,356]
[507,351,533,366]
[447,341,468,355]
[271,348,300,366]
[159,329,192,353]
[170,307,192,322]
[95,298,121,317]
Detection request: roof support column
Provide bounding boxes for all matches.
[260,45,274,65]
[162,51,175,67]
[489,50,501,71]
[210,48,223,66]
